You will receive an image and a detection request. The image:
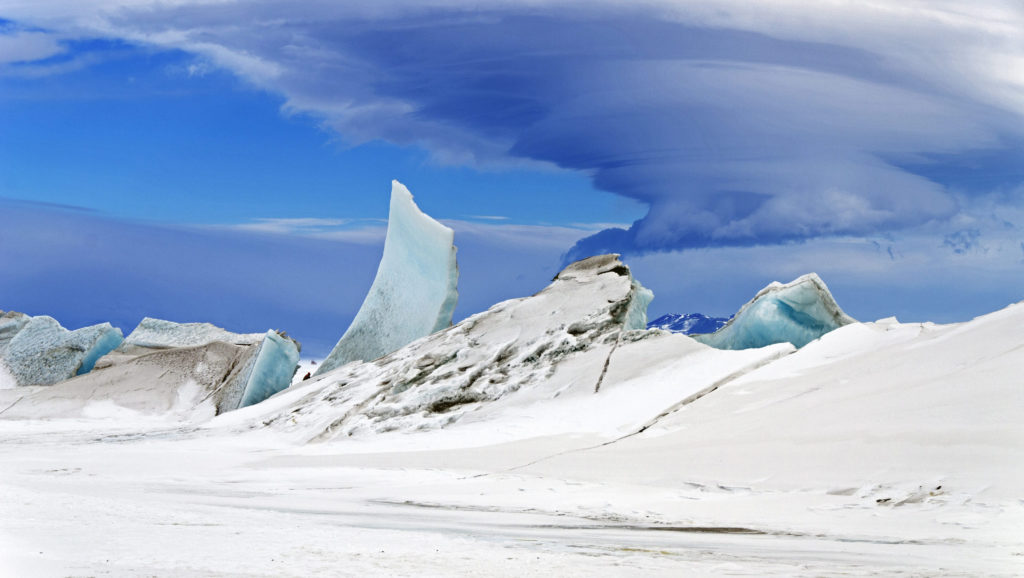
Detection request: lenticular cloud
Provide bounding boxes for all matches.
[4,1,1023,255]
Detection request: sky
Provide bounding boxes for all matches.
[1,1,1023,356]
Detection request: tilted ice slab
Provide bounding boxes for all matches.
[102,318,301,411]
[223,255,790,445]
[694,273,855,350]
[0,318,300,419]
[0,310,124,386]
[316,181,458,375]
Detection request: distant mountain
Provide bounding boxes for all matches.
[647,313,729,335]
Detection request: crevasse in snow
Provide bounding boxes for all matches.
[0,311,124,386]
[316,180,458,375]
[694,273,855,350]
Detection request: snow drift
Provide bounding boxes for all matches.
[316,181,458,375]
[226,254,788,443]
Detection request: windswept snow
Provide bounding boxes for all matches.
[695,273,855,350]
[317,181,458,375]
[0,260,1020,576]
[222,254,787,446]
[122,317,266,348]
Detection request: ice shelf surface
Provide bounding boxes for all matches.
[0,310,124,386]
[694,273,855,350]
[648,313,729,334]
[316,180,458,375]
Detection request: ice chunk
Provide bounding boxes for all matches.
[106,318,301,411]
[316,181,458,374]
[2,317,304,419]
[237,331,302,408]
[1,341,262,419]
[77,328,126,375]
[623,281,654,330]
[694,273,855,350]
[123,317,265,348]
[0,312,124,386]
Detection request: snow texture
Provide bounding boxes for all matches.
[123,317,265,348]
[0,271,1022,575]
[648,313,729,334]
[224,254,776,443]
[316,181,458,375]
[695,273,855,350]
[0,310,123,386]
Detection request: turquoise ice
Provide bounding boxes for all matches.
[0,311,124,386]
[317,181,458,375]
[694,273,855,350]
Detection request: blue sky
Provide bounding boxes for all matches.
[1,2,1023,356]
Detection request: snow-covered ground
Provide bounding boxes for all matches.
[1,259,1021,576]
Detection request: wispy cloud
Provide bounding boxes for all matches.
[209,217,387,244]
[225,217,353,235]
[463,214,508,221]
[0,29,64,65]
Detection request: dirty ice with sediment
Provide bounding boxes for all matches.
[0,181,1020,577]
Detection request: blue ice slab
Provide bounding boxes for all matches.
[0,314,124,386]
[317,181,459,375]
[238,331,302,408]
[694,273,855,350]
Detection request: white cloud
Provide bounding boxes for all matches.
[0,30,64,65]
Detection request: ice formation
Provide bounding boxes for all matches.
[228,254,788,442]
[105,318,301,411]
[122,317,265,349]
[648,313,729,334]
[0,310,124,386]
[694,273,855,350]
[237,331,302,408]
[0,318,302,418]
[316,181,458,375]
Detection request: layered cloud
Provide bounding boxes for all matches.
[4,1,1024,257]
